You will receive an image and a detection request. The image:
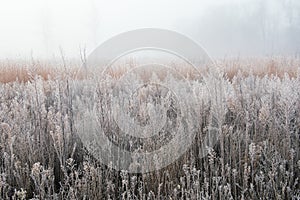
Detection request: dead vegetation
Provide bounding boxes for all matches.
[0,56,299,83]
[0,57,299,199]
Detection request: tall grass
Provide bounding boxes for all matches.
[1,57,299,83]
[0,57,299,199]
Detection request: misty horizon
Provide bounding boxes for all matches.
[0,0,299,59]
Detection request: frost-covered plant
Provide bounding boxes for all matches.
[0,59,299,199]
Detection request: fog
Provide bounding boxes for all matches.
[0,0,299,59]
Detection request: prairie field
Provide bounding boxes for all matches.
[0,57,300,200]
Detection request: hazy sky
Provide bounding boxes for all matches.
[0,0,299,59]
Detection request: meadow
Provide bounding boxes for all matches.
[0,57,299,199]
